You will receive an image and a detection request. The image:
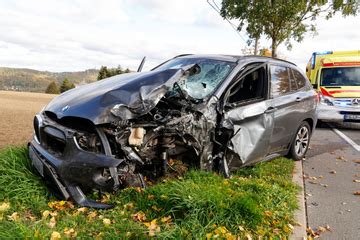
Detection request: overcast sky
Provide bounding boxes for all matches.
[0,0,359,73]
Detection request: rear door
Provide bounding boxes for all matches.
[268,64,301,153]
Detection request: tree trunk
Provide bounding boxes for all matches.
[254,37,259,55]
[271,39,277,58]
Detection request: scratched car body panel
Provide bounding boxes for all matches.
[29,55,317,208]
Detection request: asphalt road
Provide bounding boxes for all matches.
[304,125,360,239]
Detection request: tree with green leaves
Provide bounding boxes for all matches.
[221,0,359,57]
[97,65,131,80]
[45,81,60,94]
[60,78,75,93]
[97,66,108,80]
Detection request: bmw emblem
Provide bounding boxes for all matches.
[62,105,70,112]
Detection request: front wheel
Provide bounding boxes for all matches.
[288,121,311,161]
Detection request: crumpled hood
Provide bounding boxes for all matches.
[44,66,194,124]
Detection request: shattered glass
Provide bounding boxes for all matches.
[156,58,235,99]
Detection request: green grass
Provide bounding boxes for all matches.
[0,146,299,239]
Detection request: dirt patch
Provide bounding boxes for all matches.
[0,91,56,149]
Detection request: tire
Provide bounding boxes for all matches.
[288,121,311,161]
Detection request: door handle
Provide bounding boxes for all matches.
[264,107,277,114]
[296,97,302,102]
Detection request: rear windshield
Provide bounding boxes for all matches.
[154,58,236,99]
[320,67,360,86]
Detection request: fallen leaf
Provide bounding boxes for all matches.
[132,211,146,222]
[42,210,50,219]
[100,193,111,203]
[103,218,111,226]
[320,183,329,187]
[238,226,245,231]
[77,207,87,212]
[245,233,252,240]
[317,226,326,233]
[353,180,360,183]
[50,231,61,240]
[336,156,346,161]
[160,215,172,224]
[48,216,57,228]
[264,211,272,217]
[64,227,77,238]
[0,202,10,212]
[354,191,360,195]
[8,212,20,222]
[318,175,324,179]
[309,181,317,184]
[88,211,97,220]
[124,202,134,210]
[329,170,336,174]
[24,210,36,221]
[151,205,162,212]
[147,195,155,200]
[144,219,160,237]
[325,225,331,231]
[353,160,360,164]
[50,211,58,217]
[309,176,317,180]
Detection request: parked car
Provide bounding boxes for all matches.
[29,54,317,208]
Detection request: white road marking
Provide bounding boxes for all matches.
[331,127,360,152]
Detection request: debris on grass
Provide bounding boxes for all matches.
[0,147,298,239]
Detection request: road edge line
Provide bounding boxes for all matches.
[331,127,360,152]
[290,160,307,240]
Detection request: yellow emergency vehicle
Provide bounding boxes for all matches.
[306,50,360,124]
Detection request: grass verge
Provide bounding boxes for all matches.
[0,146,299,239]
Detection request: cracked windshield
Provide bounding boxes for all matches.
[156,58,235,99]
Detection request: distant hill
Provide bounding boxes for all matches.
[0,67,99,92]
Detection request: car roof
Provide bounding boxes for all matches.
[174,54,297,67]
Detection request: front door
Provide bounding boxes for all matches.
[220,64,275,169]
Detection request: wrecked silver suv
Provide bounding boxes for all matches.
[29,54,317,208]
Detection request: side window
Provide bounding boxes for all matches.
[292,69,306,89]
[227,66,266,104]
[270,65,290,97]
[288,68,298,91]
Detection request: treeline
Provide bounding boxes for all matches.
[45,65,132,94]
[45,78,75,94]
[0,67,98,93]
[97,65,131,80]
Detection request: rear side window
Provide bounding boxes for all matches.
[288,68,298,91]
[292,69,306,89]
[270,65,290,97]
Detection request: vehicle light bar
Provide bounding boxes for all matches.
[311,51,333,69]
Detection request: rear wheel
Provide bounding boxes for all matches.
[289,121,311,161]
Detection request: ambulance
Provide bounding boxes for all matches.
[306,50,360,125]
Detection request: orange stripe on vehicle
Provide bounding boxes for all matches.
[328,89,360,94]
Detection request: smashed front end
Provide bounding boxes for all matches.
[28,65,218,209]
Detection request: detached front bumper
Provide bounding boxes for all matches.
[28,114,123,209]
[317,104,360,123]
